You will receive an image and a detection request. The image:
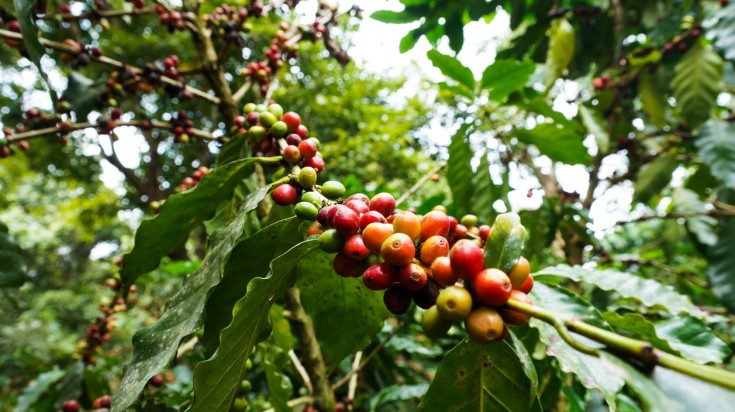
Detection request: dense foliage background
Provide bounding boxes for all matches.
[1,0,735,410]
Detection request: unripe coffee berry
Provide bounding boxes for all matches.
[399,263,428,291]
[270,120,288,137]
[362,263,397,290]
[380,233,415,266]
[248,125,266,140]
[333,252,364,277]
[392,211,421,240]
[435,285,473,322]
[420,211,450,241]
[473,268,512,307]
[500,290,533,325]
[272,184,297,206]
[343,234,370,260]
[465,306,505,343]
[422,305,452,338]
[362,222,394,253]
[259,111,277,128]
[267,103,283,118]
[508,256,531,289]
[299,167,318,189]
[383,283,412,314]
[243,102,256,113]
[419,235,449,265]
[370,192,396,217]
[301,191,322,207]
[295,201,319,221]
[321,180,346,199]
[460,214,478,228]
[320,229,345,253]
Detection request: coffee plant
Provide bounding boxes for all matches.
[2,0,735,410]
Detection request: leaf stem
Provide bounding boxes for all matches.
[505,299,735,391]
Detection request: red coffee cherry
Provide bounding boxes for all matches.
[303,155,325,172]
[283,144,300,164]
[298,139,318,159]
[380,233,415,266]
[478,225,491,241]
[518,274,534,294]
[362,263,397,290]
[282,111,301,133]
[473,268,512,307]
[383,283,412,314]
[419,235,449,265]
[370,192,396,217]
[149,374,164,387]
[272,184,297,206]
[448,215,458,232]
[295,124,308,139]
[333,252,364,277]
[465,306,505,343]
[344,199,369,216]
[420,211,450,241]
[500,290,533,325]
[430,256,458,287]
[62,400,81,412]
[326,204,348,226]
[398,263,428,291]
[345,193,370,205]
[508,256,531,289]
[392,211,421,240]
[343,234,370,260]
[285,133,302,146]
[362,222,394,254]
[411,279,439,309]
[449,239,485,282]
[332,206,360,236]
[359,210,387,231]
[454,224,468,238]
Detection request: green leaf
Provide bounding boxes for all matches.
[399,30,420,53]
[632,155,678,204]
[472,153,498,225]
[418,339,540,412]
[370,10,420,24]
[545,18,575,86]
[671,42,723,129]
[189,239,320,411]
[64,73,106,123]
[707,214,735,313]
[578,105,610,153]
[535,265,701,315]
[111,189,268,412]
[671,188,718,247]
[519,96,583,132]
[515,123,591,165]
[15,368,65,412]
[652,367,735,411]
[260,344,293,412]
[530,283,624,406]
[298,251,390,367]
[705,2,735,62]
[604,312,730,364]
[201,217,300,356]
[445,13,464,53]
[695,120,735,191]
[480,59,535,101]
[120,158,262,286]
[0,221,27,287]
[13,0,55,102]
[638,71,667,127]
[427,49,475,91]
[447,124,474,216]
[484,212,526,273]
[369,383,429,410]
[603,354,683,412]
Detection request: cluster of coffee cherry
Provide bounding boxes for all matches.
[58,39,102,68]
[176,166,211,192]
[0,131,29,158]
[205,3,264,44]
[169,110,196,143]
[155,4,187,32]
[2,19,22,48]
[240,23,297,96]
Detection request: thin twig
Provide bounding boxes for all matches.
[346,351,362,410]
[616,210,735,226]
[5,120,217,143]
[232,79,253,103]
[41,7,155,21]
[261,395,315,412]
[289,349,314,395]
[395,162,447,207]
[176,336,199,359]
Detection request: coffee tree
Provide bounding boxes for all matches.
[2,0,735,410]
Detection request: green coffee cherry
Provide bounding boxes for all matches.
[321,180,346,200]
[240,379,252,392]
[460,214,478,228]
[259,111,277,128]
[254,104,267,113]
[301,191,323,207]
[270,120,288,137]
[243,103,256,113]
[295,201,319,221]
[267,103,284,118]
[299,167,318,189]
[232,398,248,411]
[422,306,452,338]
[248,125,267,141]
[320,229,345,253]
[306,137,320,148]
[246,359,253,369]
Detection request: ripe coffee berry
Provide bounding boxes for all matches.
[449,239,485,282]
[392,211,421,240]
[370,192,396,217]
[344,199,369,216]
[283,145,300,164]
[383,283,412,314]
[149,374,165,387]
[62,400,81,412]
[298,139,318,159]
[435,285,473,322]
[303,156,325,172]
[359,210,387,231]
[420,211,450,241]
[362,263,397,290]
[431,256,458,287]
[419,235,449,265]
[473,268,512,307]
[333,252,364,277]
[508,256,530,289]
[332,206,360,236]
[478,225,491,241]
[343,234,370,260]
[500,290,533,326]
[282,111,301,132]
[411,279,439,309]
[465,307,505,344]
[399,263,428,291]
[422,306,452,338]
[454,224,468,238]
[519,274,534,294]
[345,193,370,205]
[285,133,302,146]
[272,184,297,206]
[380,233,415,266]
[362,223,394,253]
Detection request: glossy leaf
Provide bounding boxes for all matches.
[0,221,27,287]
[260,344,293,412]
[371,10,420,24]
[530,283,624,406]
[201,217,300,356]
[638,71,667,127]
[120,159,262,286]
[427,49,475,91]
[671,42,723,128]
[604,354,683,412]
[298,251,390,367]
[484,212,526,273]
[535,265,700,315]
[707,214,735,313]
[447,124,474,216]
[604,312,730,364]
[633,155,678,204]
[671,188,717,247]
[15,368,65,412]
[418,339,540,411]
[369,383,429,410]
[515,123,591,165]
[399,31,420,53]
[481,59,535,101]
[13,0,54,101]
[189,239,320,411]
[578,105,610,153]
[111,189,268,412]
[695,120,735,191]
[652,367,735,411]
[546,18,575,86]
